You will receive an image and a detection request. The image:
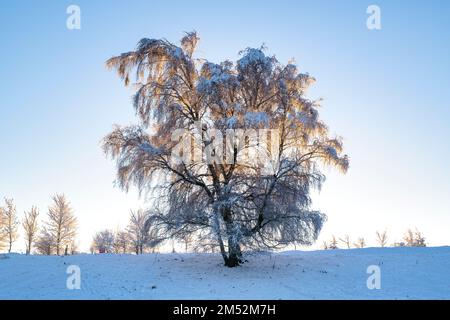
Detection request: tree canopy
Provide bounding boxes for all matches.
[103,32,348,267]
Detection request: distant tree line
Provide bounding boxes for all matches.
[0,194,78,255]
[322,229,426,250]
[1,196,429,255]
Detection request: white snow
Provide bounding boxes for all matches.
[0,247,449,299]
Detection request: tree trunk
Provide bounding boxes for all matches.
[212,208,228,263]
[225,236,242,267]
[214,206,243,267]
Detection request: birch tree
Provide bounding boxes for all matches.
[354,237,366,248]
[46,194,77,255]
[375,230,388,247]
[92,229,115,253]
[403,228,426,247]
[23,206,40,254]
[35,228,54,255]
[103,32,349,266]
[127,209,149,254]
[339,235,351,249]
[2,198,19,253]
[114,230,130,253]
[328,235,338,249]
[0,206,6,251]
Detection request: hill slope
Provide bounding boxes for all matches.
[1,247,449,299]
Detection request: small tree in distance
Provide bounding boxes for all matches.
[403,228,426,247]
[114,230,130,253]
[92,230,115,253]
[339,235,351,249]
[2,198,19,253]
[375,230,388,247]
[23,206,40,254]
[103,32,349,267]
[128,209,149,254]
[328,235,338,249]
[35,228,55,255]
[0,206,6,251]
[354,237,366,248]
[46,194,77,255]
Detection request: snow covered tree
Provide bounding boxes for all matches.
[403,228,426,247]
[1,198,19,253]
[113,230,130,253]
[23,206,40,254]
[0,213,6,252]
[181,233,193,252]
[46,194,77,255]
[339,235,351,249]
[92,229,115,253]
[68,240,78,255]
[328,235,338,249]
[35,228,55,255]
[0,207,6,251]
[375,230,388,247]
[412,229,426,247]
[354,237,366,248]
[103,32,349,267]
[127,209,152,254]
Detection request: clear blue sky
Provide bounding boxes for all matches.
[1,0,450,252]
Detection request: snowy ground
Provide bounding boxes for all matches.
[0,247,449,299]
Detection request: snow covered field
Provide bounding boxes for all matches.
[1,247,449,300]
